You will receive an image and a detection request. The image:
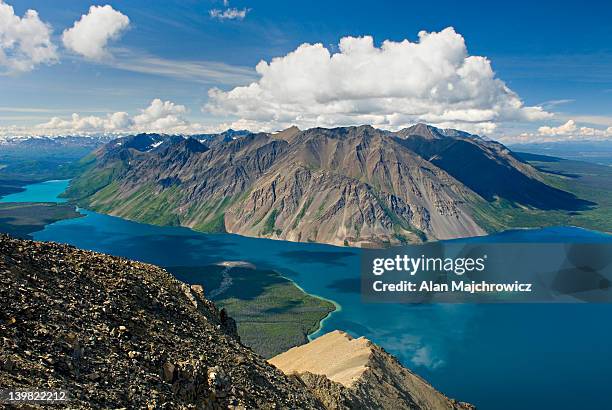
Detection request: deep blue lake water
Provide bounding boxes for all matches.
[6,180,612,409]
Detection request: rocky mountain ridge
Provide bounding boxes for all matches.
[63,124,589,247]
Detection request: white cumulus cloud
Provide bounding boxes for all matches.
[0,0,57,73]
[534,119,612,142]
[132,99,188,131]
[37,111,131,133]
[62,5,129,60]
[500,119,612,144]
[538,119,577,135]
[579,125,612,137]
[204,27,551,133]
[25,99,214,136]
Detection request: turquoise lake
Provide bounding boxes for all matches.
[0,179,69,203]
[5,179,612,409]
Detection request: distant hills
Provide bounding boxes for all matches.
[0,135,115,158]
[60,123,595,246]
[0,130,250,185]
[510,140,612,166]
[0,130,252,150]
[0,135,115,186]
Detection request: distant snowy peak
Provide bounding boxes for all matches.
[0,134,116,148]
[104,130,253,153]
[0,129,252,146]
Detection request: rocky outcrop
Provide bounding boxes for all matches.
[0,235,323,408]
[270,330,474,410]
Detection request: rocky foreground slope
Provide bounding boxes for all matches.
[63,124,588,247]
[0,235,320,408]
[0,235,472,409]
[270,330,473,410]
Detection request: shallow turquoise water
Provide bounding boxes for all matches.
[6,180,612,409]
[0,179,69,203]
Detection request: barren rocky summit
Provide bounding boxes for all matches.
[0,234,321,408]
[271,330,474,410]
[0,234,473,409]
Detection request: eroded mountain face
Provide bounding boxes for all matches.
[64,124,585,247]
[224,126,485,246]
[395,124,589,210]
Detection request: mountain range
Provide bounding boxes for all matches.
[63,124,591,247]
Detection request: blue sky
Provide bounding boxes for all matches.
[1,0,611,142]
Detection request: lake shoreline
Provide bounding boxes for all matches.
[276,273,343,341]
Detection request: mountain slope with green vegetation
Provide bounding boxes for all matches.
[62,125,603,247]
